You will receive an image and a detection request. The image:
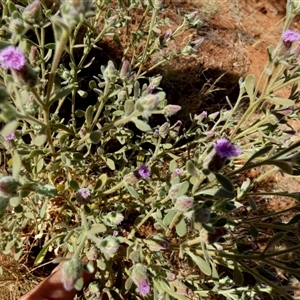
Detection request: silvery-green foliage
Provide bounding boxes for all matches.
[1,0,300,299]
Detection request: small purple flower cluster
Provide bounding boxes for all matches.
[136,165,151,179]
[0,46,26,70]
[213,138,242,159]
[281,29,300,56]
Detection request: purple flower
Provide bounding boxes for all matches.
[174,168,183,176]
[0,46,26,70]
[4,132,15,141]
[76,187,91,204]
[136,165,151,179]
[131,263,151,296]
[282,29,300,47]
[139,281,151,295]
[213,138,242,159]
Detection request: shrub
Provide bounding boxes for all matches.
[1,0,300,299]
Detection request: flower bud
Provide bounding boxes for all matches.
[150,75,162,87]
[99,236,119,260]
[61,257,84,291]
[117,90,127,101]
[168,183,184,199]
[22,0,42,25]
[9,19,26,35]
[103,61,117,82]
[169,120,182,139]
[195,111,207,122]
[0,177,19,198]
[130,263,151,296]
[11,63,38,88]
[192,206,211,223]
[135,94,160,112]
[134,165,151,180]
[24,94,39,115]
[163,105,182,117]
[158,122,169,138]
[76,188,91,205]
[29,46,38,65]
[86,247,98,261]
[170,168,183,181]
[145,236,169,252]
[105,211,124,226]
[174,195,194,212]
[120,60,130,80]
[146,83,155,94]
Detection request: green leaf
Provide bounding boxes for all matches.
[12,150,22,178]
[77,90,88,98]
[244,144,273,166]
[105,158,115,170]
[215,173,234,192]
[163,210,177,226]
[213,218,227,227]
[34,134,47,146]
[269,160,293,174]
[28,149,44,159]
[34,234,64,265]
[75,109,85,117]
[85,105,94,129]
[176,217,187,237]
[45,43,56,49]
[9,196,20,207]
[1,120,18,137]
[124,100,134,116]
[95,174,107,191]
[169,160,177,172]
[269,97,295,106]
[187,251,211,276]
[250,224,259,239]
[127,186,139,199]
[133,119,152,132]
[49,84,75,105]
[214,188,235,199]
[233,262,243,285]
[0,198,9,217]
[89,80,97,89]
[39,199,49,218]
[35,184,57,197]
[69,180,80,190]
[244,74,255,102]
[89,224,107,235]
[262,232,286,254]
[89,131,102,144]
[186,160,199,177]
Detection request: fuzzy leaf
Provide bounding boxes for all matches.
[186,160,199,177]
[269,97,295,106]
[12,150,22,178]
[124,100,134,116]
[1,120,18,137]
[263,232,286,254]
[233,262,243,286]
[133,119,152,132]
[215,173,234,192]
[34,234,64,265]
[34,134,47,146]
[244,144,273,166]
[89,131,102,144]
[244,74,255,102]
[163,210,177,226]
[176,217,187,237]
[187,251,211,276]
